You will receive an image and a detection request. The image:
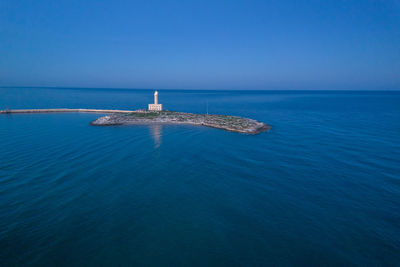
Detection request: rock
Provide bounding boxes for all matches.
[90,111,270,135]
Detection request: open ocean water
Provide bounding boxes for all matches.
[0,87,399,266]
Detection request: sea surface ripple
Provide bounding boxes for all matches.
[0,88,399,266]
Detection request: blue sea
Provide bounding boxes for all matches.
[0,87,399,266]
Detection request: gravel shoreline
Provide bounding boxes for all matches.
[90,111,270,134]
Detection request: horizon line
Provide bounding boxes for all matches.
[1,86,399,92]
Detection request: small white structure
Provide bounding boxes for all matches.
[148,90,163,111]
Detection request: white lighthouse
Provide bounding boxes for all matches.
[148,90,163,111]
[154,90,158,104]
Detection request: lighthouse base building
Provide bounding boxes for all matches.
[148,103,162,111]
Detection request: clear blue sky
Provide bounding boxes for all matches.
[1,0,399,90]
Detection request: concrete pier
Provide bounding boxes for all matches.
[0,108,136,114]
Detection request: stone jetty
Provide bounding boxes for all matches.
[0,108,135,114]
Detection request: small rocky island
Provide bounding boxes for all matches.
[90,110,270,134]
[1,91,271,134]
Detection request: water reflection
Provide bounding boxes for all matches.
[150,124,162,149]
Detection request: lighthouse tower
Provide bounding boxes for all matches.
[148,90,163,111]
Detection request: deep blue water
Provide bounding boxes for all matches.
[1,88,399,266]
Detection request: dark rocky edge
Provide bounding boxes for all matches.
[90,110,270,134]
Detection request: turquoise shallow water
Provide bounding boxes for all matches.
[0,88,399,266]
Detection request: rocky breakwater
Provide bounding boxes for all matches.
[90,111,270,134]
